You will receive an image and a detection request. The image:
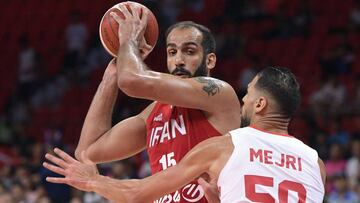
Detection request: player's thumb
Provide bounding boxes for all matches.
[198,178,220,203]
[198,177,210,188]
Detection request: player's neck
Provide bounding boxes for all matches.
[251,115,290,135]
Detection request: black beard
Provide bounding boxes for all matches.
[171,66,192,77]
[171,56,208,77]
[193,56,208,77]
[240,115,251,128]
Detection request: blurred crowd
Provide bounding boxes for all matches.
[0,0,360,202]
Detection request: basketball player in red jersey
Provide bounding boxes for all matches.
[74,4,240,203]
[44,67,326,202]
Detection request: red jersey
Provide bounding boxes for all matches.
[146,102,221,203]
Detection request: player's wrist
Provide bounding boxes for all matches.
[89,174,105,193]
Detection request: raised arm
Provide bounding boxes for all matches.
[75,59,153,163]
[44,136,233,203]
[111,5,240,117]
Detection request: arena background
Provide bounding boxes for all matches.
[0,0,359,202]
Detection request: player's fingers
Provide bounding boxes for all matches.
[136,11,147,41]
[46,177,68,184]
[198,177,210,188]
[43,162,66,176]
[118,4,132,18]
[139,9,148,30]
[198,178,220,203]
[45,153,68,169]
[133,5,142,20]
[110,12,122,24]
[54,148,77,164]
[144,42,152,50]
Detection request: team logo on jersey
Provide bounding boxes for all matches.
[153,184,204,203]
[181,183,204,202]
[154,113,163,122]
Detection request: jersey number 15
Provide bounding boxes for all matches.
[159,152,177,170]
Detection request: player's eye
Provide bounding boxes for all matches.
[168,49,176,56]
[186,49,195,55]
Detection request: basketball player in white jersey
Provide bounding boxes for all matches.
[43,67,326,203]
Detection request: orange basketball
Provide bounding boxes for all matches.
[99,1,159,57]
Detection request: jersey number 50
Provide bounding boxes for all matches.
[245,175,306,203]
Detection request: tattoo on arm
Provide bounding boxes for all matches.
[195,77,223,96]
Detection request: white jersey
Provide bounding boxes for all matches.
[218,127,324,203]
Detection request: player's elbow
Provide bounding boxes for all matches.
[117,71,153,98]
[74,146,90,162]
[74,148,82,160]
[117,71,139,96]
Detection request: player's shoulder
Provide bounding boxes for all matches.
[193,76,235,92]
[193,76,240,113]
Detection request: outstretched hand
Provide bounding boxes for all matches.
[43,148,99,192]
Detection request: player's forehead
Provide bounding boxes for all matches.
[166,27,203,48]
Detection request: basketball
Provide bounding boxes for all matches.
[99,1,159,57]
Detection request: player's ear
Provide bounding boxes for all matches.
[206,53,216,70]
[254,96,267,114]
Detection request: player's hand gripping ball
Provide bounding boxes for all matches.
[99,1,159,57]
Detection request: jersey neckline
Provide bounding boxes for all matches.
[250,125,294,138]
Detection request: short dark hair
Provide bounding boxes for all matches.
[165,21,216,55]
[255,67,301,118]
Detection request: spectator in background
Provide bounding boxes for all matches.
[241,0,266,20]
[84,34,110,72]
[327,173,359,203]
[237,56,261,96]
[328,119,351,146]
[349,75,360,113]
[350,1,360,31]
[312,131,329,160]
[0,115,12,144]
[17,35,42,101]
[63,10,88,71]
[326,143,347,192]
[264,6,295,39]
[11,183,26,203]
[0,188,12,203]
[8,101,30,126]
[320,35,354,76]
[346,139,360,189]
[159,0,181,28]
[293,0,313,37]
[310,76,346,116]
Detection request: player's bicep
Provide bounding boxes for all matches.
[127,72,236,112]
